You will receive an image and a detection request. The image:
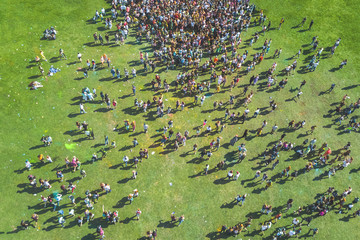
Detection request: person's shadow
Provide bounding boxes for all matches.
[213,177,233,185]
[157,220,177,228]
[329,67,340,72]
[220,200,238,209]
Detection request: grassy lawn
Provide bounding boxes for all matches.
[1,0,360,239]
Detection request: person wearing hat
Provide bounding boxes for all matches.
[233,171,240,180]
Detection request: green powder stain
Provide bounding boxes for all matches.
[65,143,77,150]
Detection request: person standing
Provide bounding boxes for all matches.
[294,49,302,58]
[132,85,136,95]
[80,103,86,114]
[92,59,96,71]
[59,48,66,60]
[112,99,117,109]
[278,18,284,29]
[300,17,307,27]
[328,83,336,93]
[40,51,47,61]
[131,121,136,131]
[233,171,240,180]
[143,123,149,133]
[105,33,109,44]
[132,138,139,147]
[93,32,98,44]
[153,229,157,239]
[310,36,318,45]
[299,80,306,89]
[271,124,278,134]
[99,34,104,45]
[339,59,347,69]
[240,194,247,206]
[59,216,65,227]
[178,215,185,226]
[123,155,129,167]
[308,20,314,30]
[295,91,303,100]
[136,208,142,220]
[31,213,39,227]
[205,164,209,175]
[77,52,82,62]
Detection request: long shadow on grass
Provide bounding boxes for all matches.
[220,200,238,209]
[63,130,83,136]
[213,177,233,185]
[68,113,82,118]
[14,167,29,174]
[121,107,140,116]
[349,167,360,174]
[117,177,132,184]
[120,216,136,224]
[73,136,92,142]
[28,75,41,79]
[342,84,359,90]
[94,108,112,113]
[157,220,177,228]
[113,196,129,209]
[6,226,24,234]
[17,183,43,194]
[42,224,59,232]
[205,231,233,239]
[91,143,104,148]
[29,144,46,150]
[81,233,97,240]
[329,67,340,72]
[186,157,206,164]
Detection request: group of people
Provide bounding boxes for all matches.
[18,0,360,239]
[42,26,57,40]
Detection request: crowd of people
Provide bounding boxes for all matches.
[18,0,360,239]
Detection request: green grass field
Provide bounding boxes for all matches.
[1,0,360,239]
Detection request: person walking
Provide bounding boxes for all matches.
[136,208,142,220]
[80,103,86,114]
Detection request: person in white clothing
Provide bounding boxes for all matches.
[77,53,82,62]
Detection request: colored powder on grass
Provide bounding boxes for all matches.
[65,143,77,150]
